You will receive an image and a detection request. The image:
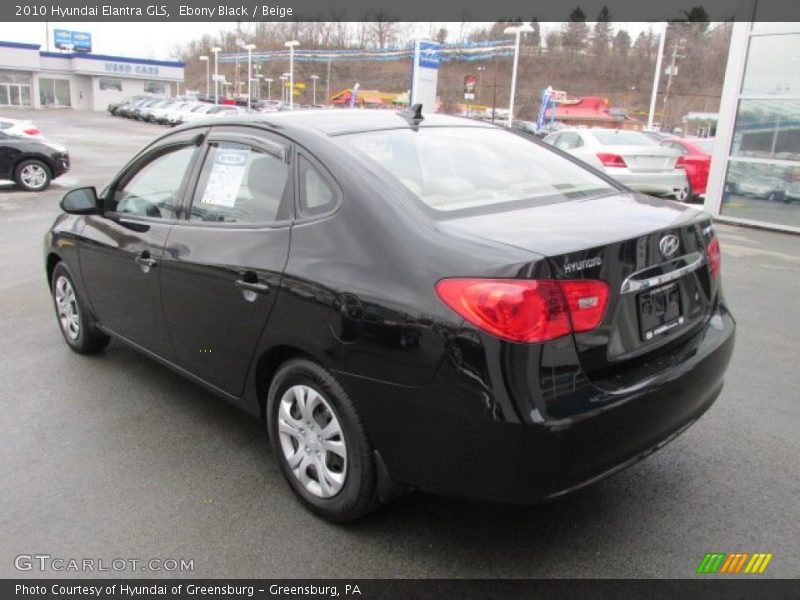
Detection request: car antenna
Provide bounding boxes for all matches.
[397,103,424,124]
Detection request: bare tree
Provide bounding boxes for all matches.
[367,12,399,49]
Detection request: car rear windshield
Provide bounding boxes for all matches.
[590,130,655,146]
[339,127,616,213]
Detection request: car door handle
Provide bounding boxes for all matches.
[235,280,270,294]
[135,256,158,267]
[134,252,158,272]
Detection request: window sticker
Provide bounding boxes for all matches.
[200,144,251,208]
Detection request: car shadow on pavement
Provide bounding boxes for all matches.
[79,340,695,579]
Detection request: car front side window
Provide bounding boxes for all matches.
[109,145,196,219]
[189,141,292,224]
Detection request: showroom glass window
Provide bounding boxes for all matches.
[720,22,800,229]
[144,81,166,95]
[109,145,196,219]
[0,71,32,107]
[189,142,291,224]
[39,78,71,107]
[99,78,123,92]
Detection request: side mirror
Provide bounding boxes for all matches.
[61,187,101,215]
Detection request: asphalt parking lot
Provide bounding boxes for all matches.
[1,109,799,579]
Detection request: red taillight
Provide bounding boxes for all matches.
[707,236,721,278]
[675,155,685,169]
[596,153,627,168]
[435,278,609,343]
[23,127,41,136]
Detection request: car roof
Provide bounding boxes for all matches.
[188,109,493,137]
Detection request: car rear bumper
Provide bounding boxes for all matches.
[337,305,735,504]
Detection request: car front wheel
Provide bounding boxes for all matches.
[14,159,52,191]
[51,263,110,354]
[267,358,378,522]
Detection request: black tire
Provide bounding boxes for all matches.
[14,159,52,192]
[51,263,110,354]
[677,179,693,203]
[767,191,786,203]
[267,358,378,523]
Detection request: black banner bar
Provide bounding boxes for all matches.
[3,0,800,22]
[3,579,800,600]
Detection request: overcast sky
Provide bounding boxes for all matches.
[1,22,656,60]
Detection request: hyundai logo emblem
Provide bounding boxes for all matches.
[659,234,680,257]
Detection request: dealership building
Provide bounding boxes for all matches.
[703,19,800,233]
[0,40,184,111]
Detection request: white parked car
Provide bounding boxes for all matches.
[543,128,688,200]
[175,103,217,125]
[183,104,247,123]
[165,102,202,126]
[0,117,42,138]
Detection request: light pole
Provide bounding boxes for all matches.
[648,22,667,130]
[265,77,273,100]
[661,38,686,131]
[199,55,209,98]
[476,66,486,104]
[256,74,263,100]
[284,40,299,110]
[238,41,256,109]
[211,47,221,103]
[504,23,534,128]
[310,74,319,105]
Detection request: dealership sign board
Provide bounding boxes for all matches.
[54,29,92,52]
[410,40,440,110]
[463,74,477,101]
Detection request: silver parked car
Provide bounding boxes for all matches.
[734,175,786,201]
[785,180,800,203]
[543,128,688,200]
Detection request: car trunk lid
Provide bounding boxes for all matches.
[440,192,720,382]
[605,144,680,172]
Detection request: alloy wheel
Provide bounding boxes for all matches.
[277,384,347,499]
[20,164,48,190]
[54,275,80,340]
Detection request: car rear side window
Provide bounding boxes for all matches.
[340,127,615,214]
[298,155,336,217]
[109,144,196,219]
[189,142,291,224]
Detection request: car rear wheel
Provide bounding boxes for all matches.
[267,358,378,522]
[51,263,110,354]
[676,180,692,202]
[767,191,784,202]
[14,159,51,191]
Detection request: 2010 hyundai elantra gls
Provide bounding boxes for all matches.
[45,107,735,522]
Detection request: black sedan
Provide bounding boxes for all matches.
[1,130,69,191]
[45,107,735,522]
